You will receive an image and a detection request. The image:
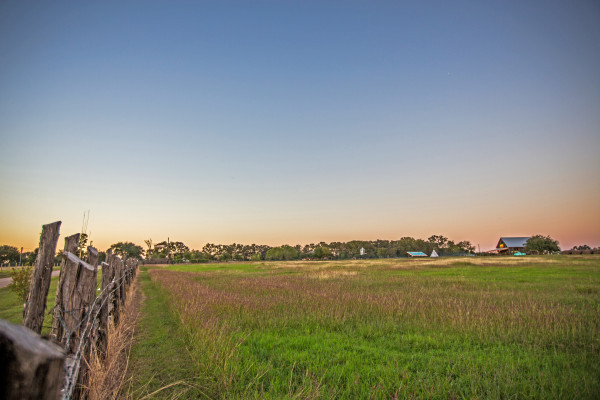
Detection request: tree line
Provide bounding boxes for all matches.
[142,235,478,262]
[2,233,588,266]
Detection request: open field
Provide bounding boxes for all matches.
[128,256,600,399]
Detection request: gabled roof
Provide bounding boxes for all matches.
[407,251,428,257]
[498,237,530,248]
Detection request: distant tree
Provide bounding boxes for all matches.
[0,245,20,265]
[525,235,560,254]
[428,235,449,250]
[456,241,475,253]
[109,242,144,259]
[24,248,38,265]
[183,250,208,263]
[573,245,591,251]
[144,239,153,259]
[54,250,64,265]
[202,243,219,260]
[265,245,299,260]
[313,246,332,259]
[152,240,189,261]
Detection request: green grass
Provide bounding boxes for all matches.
[0,271,13,279]
[126,270,210,398]
[0,276,59,335]
[0,270,103,336]
[131,257,600,398]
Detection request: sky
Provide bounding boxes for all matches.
[1,0,599,253]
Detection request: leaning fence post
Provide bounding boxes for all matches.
[51,233,80,343]
[23,221,61,334]
[0,319,65,400]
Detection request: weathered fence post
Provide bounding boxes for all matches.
[120,256,127,305]
[86,246,99,304]
[96,250,114,358]
[23,221,61,334]
[51,251,98,400]
[111,255,122,325]
[71,246,100,399]
[0,319,65,400]
[51,233,80,342]
[53,252,97,352]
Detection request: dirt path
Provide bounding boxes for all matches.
[0,270,61,288]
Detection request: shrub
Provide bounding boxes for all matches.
[9,266,33,302]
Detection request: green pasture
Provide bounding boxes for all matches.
[128,256,600,399]
[0,270,103,336]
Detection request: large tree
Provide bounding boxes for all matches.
[525,235,560,254]
[0,245,20,265]
[109,242,144,259]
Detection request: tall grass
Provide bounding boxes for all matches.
[88,277,143,400]
[134,256,600,399]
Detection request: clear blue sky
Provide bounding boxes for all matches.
[1,0,599,251]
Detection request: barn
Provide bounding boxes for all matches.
[496,237,530,254]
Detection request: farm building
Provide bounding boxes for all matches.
[407,252,428,257]
[496,237,530,254]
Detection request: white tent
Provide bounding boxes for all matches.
[430,250,439,258]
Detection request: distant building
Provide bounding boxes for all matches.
[407,252,428,257]
[360,247,366,256]
[496,237,530,254]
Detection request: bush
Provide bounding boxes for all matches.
[9,266,33,302]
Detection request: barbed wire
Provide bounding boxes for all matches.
[54,261,137,400]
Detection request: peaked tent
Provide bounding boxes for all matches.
[430,250,439,257]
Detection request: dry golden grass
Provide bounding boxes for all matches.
[306,270,358,280]
[261,255,561,272]
[87,276,143,400]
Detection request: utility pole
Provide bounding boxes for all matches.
[19,247,23,266]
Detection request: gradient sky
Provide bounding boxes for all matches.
[1,0,599,252]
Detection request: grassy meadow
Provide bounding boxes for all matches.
[127,256,600,399]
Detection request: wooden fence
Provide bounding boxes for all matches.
[0,221,139,400]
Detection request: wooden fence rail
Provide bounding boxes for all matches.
[0,221,139,400]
